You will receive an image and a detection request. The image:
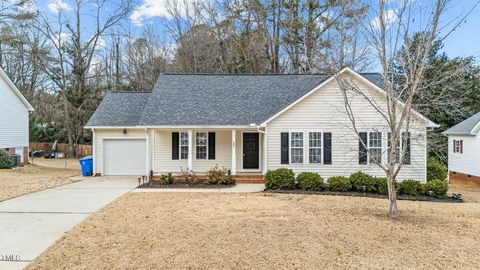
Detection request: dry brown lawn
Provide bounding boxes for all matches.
[0,160,80,201]
[28,185,480,270]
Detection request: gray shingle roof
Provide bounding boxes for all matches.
[86,73,385,127]
[443,112,480,135]
[86,91,151,127]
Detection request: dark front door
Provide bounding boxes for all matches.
[243,133,259,169]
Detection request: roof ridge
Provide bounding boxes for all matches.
[160,73,331,76]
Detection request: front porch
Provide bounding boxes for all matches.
[148,128,266,182]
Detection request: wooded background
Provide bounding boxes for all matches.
[0,0,479,160]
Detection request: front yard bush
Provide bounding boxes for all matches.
[0,150,13,169]
[160,173,175,185]
[265,168,296,190]
[206,165,235,185]
[424,180,448,198]
[398,180,424,196]
[374,177,389,195]
[349,171,377,193]
[328,176,351,192]
[297,172,324,191]
[427,157,447,182]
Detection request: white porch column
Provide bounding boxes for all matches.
[188,130,193,171]
[231,130,236,175]
[92,129,96,176]
[145,129,151,175]
[263,127,268,174]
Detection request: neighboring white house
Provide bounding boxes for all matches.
[0,67,34,164]
[85,68,437,182]
[443,112,480,186]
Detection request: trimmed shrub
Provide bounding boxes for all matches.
[349,171,377,193]
[0,150,13,169]
[427,157,447,182]
[206,165,235,185]
[328,176,351,192]
[398,179,424,196]
[374,177,389,195]
[297,172,324,191]
[265,168,296,190]
[160,173,175,185]
[424,180,448,198]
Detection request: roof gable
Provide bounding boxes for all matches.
[443,112,480,136]
[0,67,34,111]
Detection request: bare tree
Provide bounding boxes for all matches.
[336,0,478,218]
[36,0,132,156]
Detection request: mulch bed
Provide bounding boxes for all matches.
[264,189,463,203]
[138,181,235,189]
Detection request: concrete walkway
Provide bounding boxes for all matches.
[132,184,265,193]
[0,177,138,270]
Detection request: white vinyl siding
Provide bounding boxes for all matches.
[448,135,480,177]
[0,74,29,149]
[266,74,428,182]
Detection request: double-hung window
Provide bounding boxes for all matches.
[387,132,411,164]
[309,132,322,163]
[196,132,208,159]
[290,132,304,163]
[368,132,382,164]
[180,132,189,160]
[453,140,463,154]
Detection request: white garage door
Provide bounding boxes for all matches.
[103,139,146,176]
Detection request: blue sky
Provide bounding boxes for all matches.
[37,0,480,65]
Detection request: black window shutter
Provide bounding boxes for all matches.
[172,132,179,160]
[208,132,216,160]
[281,132,289,164]
[323,132,332,164]
[359,132,368,164]
[403,132,411,165]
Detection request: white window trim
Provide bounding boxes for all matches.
[289,131,305,164]
[387,132,412,164]
[179,131,189,160]
[367,131,382,164]
[195,131,209,160]
[308,131,323,164]
[454,140,462,154]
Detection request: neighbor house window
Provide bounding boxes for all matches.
[180,132,189,159]
[309,132,322,164]
[454,140,463,154]
[369,132,382,164]
[196,132,208,159]
[290,132,304,163]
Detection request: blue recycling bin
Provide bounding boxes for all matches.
[79,156,93,176]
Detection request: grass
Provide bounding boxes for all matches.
[0,160,80,201]
[27,185,480,270]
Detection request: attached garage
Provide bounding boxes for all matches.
[103,139,146,176]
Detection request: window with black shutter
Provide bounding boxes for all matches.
[323,132,332,164]
[359,132,368,164]
[281,132,289,164]
[172,132,179,160]
[208,132,216,159]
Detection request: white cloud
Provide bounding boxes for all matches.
[370,9,399,30]
[131,0,208,26]
[47,0,72,13]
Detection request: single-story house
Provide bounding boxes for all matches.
[0,67,34,164]
[443,112,480,186]
[85,68,437,182]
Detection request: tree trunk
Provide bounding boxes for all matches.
[387,175,399,218]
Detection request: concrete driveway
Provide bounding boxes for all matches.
[0,176,138,270]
